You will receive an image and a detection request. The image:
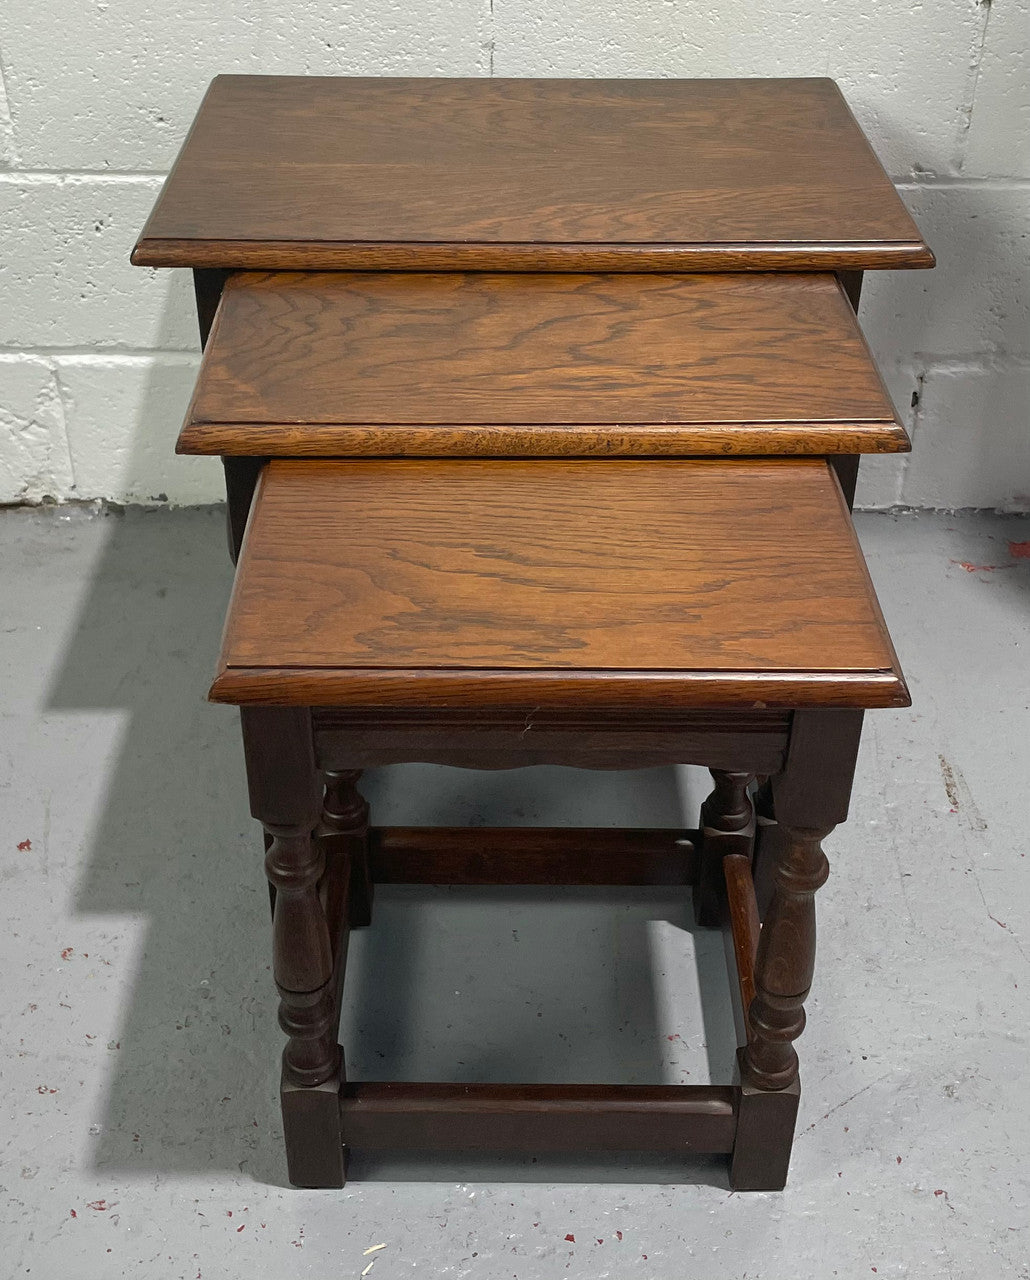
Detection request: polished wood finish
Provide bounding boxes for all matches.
[338,1082,738,1153]
[239,706,346,1186]
[314,708,790,774]
[191,267,265,564]
[723,853,760,1044]
[132,76,933,272]
[728,707,862,1190]
[368,825,698,886]
[694,769,756,926]
[137,72,919,1194]
[210,459,908,710]
[225,589,876,1188]
[742,824,832,1092]
[220,667,907,711]
[731,1079,801,1193]
[180,271,906,459]
[319,770,373,928]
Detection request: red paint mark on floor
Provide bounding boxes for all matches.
[615,1231,623,1242]
[70,1209,77,1218]
[597,1238,603,1245]
[37,1085,57,1095]
[934,1189,946,1197]
[61,947,73,960]
[236,1224,245,1233]
[951,560,1000,573]
[896,1156,902,1164]
[86,1200,111,1211]
[17,839,31,851]
[564,1233,575,1243]
[666,1033,681,1041]
[1008,541,1030,559]
[989,915,1008,930]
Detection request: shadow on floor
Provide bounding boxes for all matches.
[47,505,734,1188]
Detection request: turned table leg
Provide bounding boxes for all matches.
[730,709,863,1191]
[241,707,347,1188]
[320,770,373,928]
[694,770,755,926]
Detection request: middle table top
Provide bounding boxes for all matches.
[180,271,906,458]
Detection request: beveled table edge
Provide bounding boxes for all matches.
[131,239,936,272]
[177,419,912,457]
[209,665,911,711]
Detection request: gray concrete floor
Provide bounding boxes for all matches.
[1,504,1029,1279]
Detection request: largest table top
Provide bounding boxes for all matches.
[133,76,934,273]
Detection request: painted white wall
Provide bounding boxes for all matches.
[0,3,1027,509]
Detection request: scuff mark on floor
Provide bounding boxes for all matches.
[938,754,987,832]
[798,1072,893,1138]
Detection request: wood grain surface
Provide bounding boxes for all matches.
[209,458,908,709]
[132,76,934,272]
[180,271,907,458]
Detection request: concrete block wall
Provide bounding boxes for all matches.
[0,2,1026,509]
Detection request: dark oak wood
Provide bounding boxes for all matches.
[772,707,866,828]
[368,826,698,886]
[837,269,865,313]
[753,707,865,917]
[180,271,906,459]
[742,825,832,1092]
[281,1078,346,1189]
[210,459,908,710]
[723,853,760,1045]
[226,622,877,1188]
[319,770,373,928]
[192,267,230,346]
[694,770,755,926]
[730,1078,801,1192]
[132,76,933,272]
[338,1082,737,1153]
[239,707,346,1186]
[222,454,264,564]
[729,708,863,1189]
[752,779,782,920]
[192,267,262,564]
[314,707,790,773]
[829,454,861,510]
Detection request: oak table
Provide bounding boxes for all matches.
[134,76,933,275]
[181,267,909,554]
[133,75,933,541]
[131,74,931,1189]
[210,456,908,1188]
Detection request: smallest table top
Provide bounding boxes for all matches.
[181,271,906,459]
[211,458,908,711]
[133,76,933,273]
